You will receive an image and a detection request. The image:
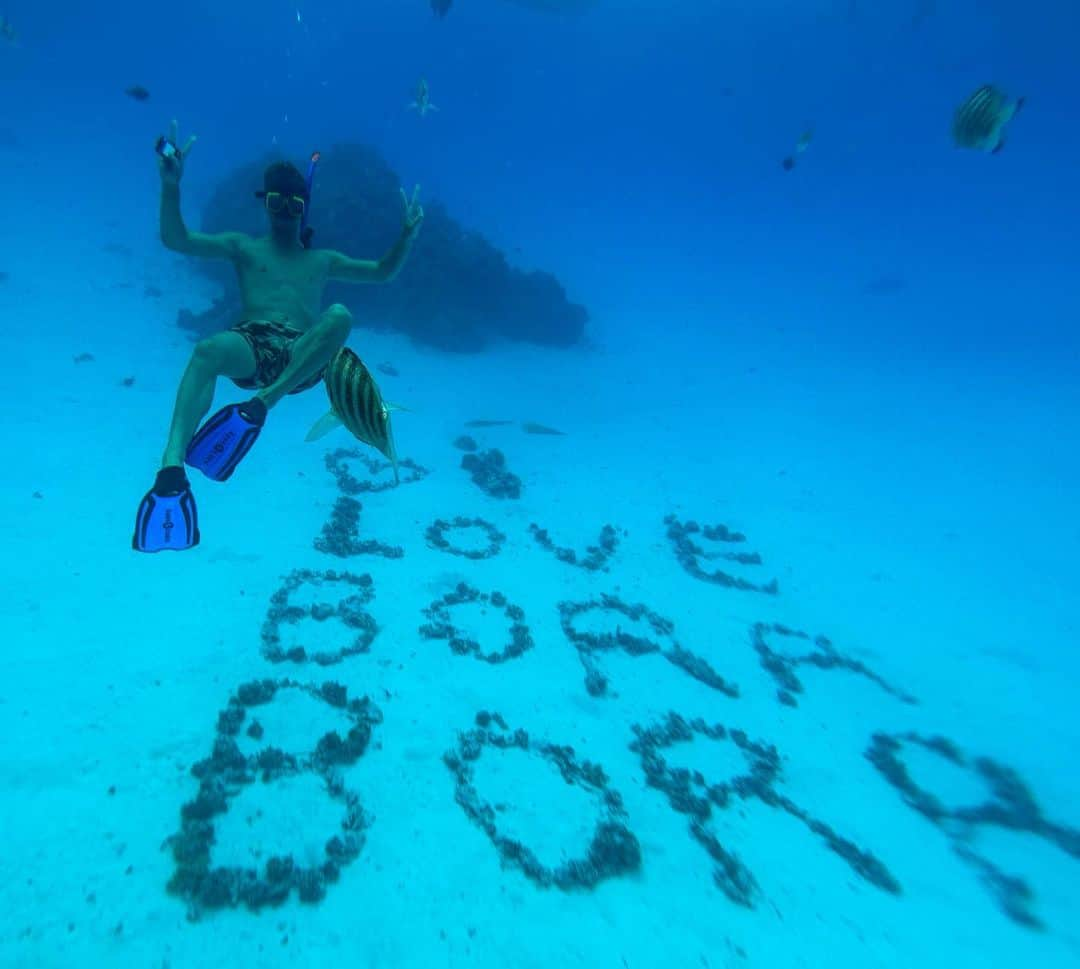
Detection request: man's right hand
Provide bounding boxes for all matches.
[158,119,197,186]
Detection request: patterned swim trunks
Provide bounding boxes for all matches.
[229,319,325,395]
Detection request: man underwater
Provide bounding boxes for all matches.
[132,120,423,553]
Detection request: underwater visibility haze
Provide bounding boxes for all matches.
[0,0,1078,965]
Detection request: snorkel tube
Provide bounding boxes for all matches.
[300,150,320,249]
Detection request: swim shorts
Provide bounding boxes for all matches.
[229,319,325,395]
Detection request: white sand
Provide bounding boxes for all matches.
[1,215,1078,968]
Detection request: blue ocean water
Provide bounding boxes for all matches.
[1,0,1078,966]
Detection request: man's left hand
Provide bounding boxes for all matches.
[400,184,424,235]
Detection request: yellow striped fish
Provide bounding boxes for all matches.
[306,348,402,483]
[952,85,1024,153]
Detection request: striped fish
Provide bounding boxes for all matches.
[952,85,1024,153]
[306,348,401,482]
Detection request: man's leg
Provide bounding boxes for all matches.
[161,332,256,468]
[257,304,352,410]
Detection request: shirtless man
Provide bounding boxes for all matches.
[133,121,423,553]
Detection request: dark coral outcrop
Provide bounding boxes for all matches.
[178,143,588,352]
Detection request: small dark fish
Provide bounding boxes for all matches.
[125,85,151,102]
[781,127,812,171]
[431,0,452,15]
[73,352,95,364]
[143,285,163,299]
[522,422,565,436]
[308,348,401,481]
[465,419,514,428]
[952,85,1023,153]
[864,275,907,295]
[377,361,399,377]
[911,0,935,29]
[120,376,136,387]
[501,0,598,10]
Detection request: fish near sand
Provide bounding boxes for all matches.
[521,422,565,436]
[952,84,1024,153]
[306,348,402,483]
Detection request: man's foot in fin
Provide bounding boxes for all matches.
[132,466,200,552]
[186,397,267,482]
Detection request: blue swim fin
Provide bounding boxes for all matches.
[133,466,200,552]
[186,397,267,482]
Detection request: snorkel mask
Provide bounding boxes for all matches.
[254,151,320,248]
[260,191,306,217]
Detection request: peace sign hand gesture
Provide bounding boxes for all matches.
[157,119,198,186]
[400,184,424,235]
